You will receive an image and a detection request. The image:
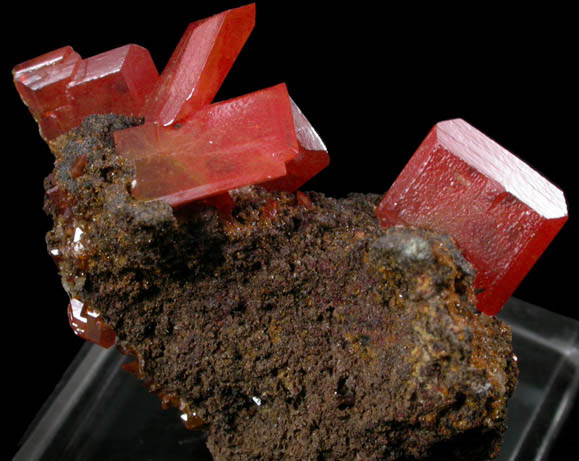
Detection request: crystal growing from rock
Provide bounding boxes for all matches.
[14,4,565,322]
[67,298,116,348]
[376,119,568,315]
[13,46,82,139]
[13,45,158,139]
[115,84,297,206]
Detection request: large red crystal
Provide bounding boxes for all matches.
[13,46,82,139]
[13,45,159,140]
[143,3,256,126]
[115,83,298,206]
[13,46,81,114]
[376,119,568,315]
[68,44,159,122]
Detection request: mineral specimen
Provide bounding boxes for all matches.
[13,3,568,460]
[43,114,518,460]
[376,119,568,315]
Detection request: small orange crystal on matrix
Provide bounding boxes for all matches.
[12,3,566,334]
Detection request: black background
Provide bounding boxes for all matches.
[5,1,577,458]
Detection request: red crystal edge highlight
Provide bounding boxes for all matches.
[143,3,256,126]
[262,98,330,192]
[376,118,567,315]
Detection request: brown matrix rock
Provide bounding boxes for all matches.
[45,115,518,460]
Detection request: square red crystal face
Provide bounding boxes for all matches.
[376,119,567,315]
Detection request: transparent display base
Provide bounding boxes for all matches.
[14,298,579,460]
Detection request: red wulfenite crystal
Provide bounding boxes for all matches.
[13,46,82,139]
[143,3,256,126]
[68,44,159,122]
[13,44,159,140]
[376,119,568,315]
[115,83,298,206]
[67,298,116,348]
[263,98,329,192]
[13,46,81,114]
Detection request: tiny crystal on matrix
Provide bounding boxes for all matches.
[67,298,116,349]
[376,119,568,315]
[142,3,256,126]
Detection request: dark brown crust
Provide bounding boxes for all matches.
[45,115,518,460]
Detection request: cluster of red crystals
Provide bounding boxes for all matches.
[67,298,116,348]
[115,84,293,204]
[14,3,329,208]
[13,44,158,140]
[14,3,330,346]
[112,3,328,208]
[15,4,569,327]
[376,119,568,315]
[115,83,329,205]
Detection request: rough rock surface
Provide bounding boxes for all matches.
[44,115,518,460]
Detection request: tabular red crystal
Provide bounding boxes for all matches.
[376,119,568,315]
[68,44,159,122]
[115,83,297,206]
[13,46,81,114]
[13,44,159,140]
[143,3,256,126]
[13,46,82,138]
[67,298,116,348]
[263,98,330,192]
